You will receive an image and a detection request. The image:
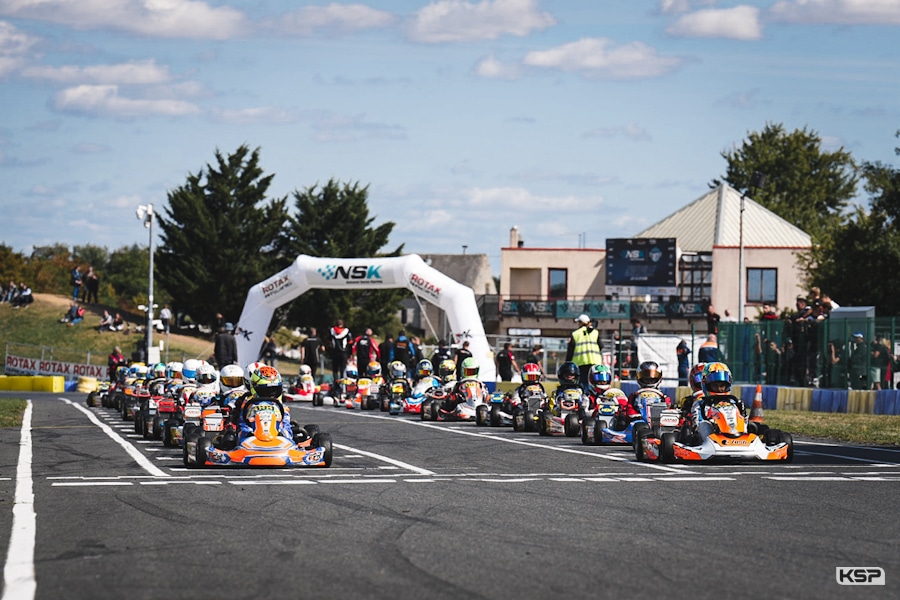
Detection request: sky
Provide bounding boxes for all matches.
[1,0,898,275]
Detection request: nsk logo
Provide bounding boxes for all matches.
[410,273,441,298]
[317,264,383,281]
[261,274,292,298]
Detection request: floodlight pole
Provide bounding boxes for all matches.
[738,172,766,323]
[137,204,155,359]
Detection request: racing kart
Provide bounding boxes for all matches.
[583,388,671,446]
[86,381,110,408]
[183,398,332,468]
[344,377,381,410]
[476,391,517,427]
[638,398,793,463]
[391,377,439,415]
[421,379,487,422]
[284,373,317,403]
[511,387,549,432]
[532,387,584,437]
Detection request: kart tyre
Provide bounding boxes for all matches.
[564,413,580,437]
[421,403,431,421]
[475,405,488,427]
[524,410,536,433]
[183,431,201,467]
[86,392,96,408]
[152,415,165,440]
[765,428,782,446]
[365,397,378,411]
[581,417,596,445]
[303,424,321,438]
[429,400,441,421]
[195,437,211,467]
[121,401,130,421]
[489,406,502,427]
[633,423,651,461]
[594,419,607,445]
[312,432,333,467]
[512,408,524,432]
[750,422,770,437]
[538,412,551,436]
[133,413,142,434]
[661,432,676,463]
[381,396,389,412]
[142,415,152,439]
[780,431,794,463]
[360,397,370,411]
[162,420,177,447]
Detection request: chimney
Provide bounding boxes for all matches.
[510,226,523,248]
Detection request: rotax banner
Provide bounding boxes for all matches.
[5,354,105,379]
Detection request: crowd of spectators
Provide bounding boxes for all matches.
[0,281,34,308]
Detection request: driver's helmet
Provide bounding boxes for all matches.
[557,361,579,385]
[182,359,202,384]
[601,388,628,404]
[248,364,283,399]
[116,366,129,382]
[416,359,434,379]
[522,362,542,383]
[152,362,166,379]
[129,363,148,379]
[166,361,183,380]
[689,363,706,392]
[299,364,312,376]
[244,362,264,388]
[460,357,479,379]
[219,364,244,394]
[439,359,456,381]
[344,366,358,380]
[637,361,662,388]
[588,364,612,394]
[195,361,218,386]
[367,361,381,378]
[701,362,733,397]
[389,361,407,379]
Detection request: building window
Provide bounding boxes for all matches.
[747,268,777,304]
[548,268,567,300]
[678,252,712,301]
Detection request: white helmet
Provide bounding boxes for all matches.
[299,364,312,376]
[182,359,202,384]
[196,361,218,386]
[220,364,245,394]
[166,361,183,380]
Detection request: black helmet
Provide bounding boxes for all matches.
[557,361,579,384]
[637,361,662,388]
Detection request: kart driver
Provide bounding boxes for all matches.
[223,364,296,447]
[615,361,670,430]
[691,362,747,443]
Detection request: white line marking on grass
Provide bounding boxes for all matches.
[60,399,169,478]
[3,400,36,600]
[333,443,436,475]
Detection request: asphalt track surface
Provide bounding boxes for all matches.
[0,392,898,600]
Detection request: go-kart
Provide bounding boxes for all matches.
[421,379,487,422]
[537,387,584,437]
[476,390,520,427]
[639,398,793,463]
[512,386,549,432]
[162,390,212,448]
[86,381,110,408]
[583,388,672,446]
[391,377,439,415]
[183,398,332,468]
[284,373,317,402]
[579,399,620,445]
[344,377,381,410]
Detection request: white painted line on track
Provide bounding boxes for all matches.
[60,399,169,478]
[316,479,397,484]
[333,443,436,475]
[795,449,900,465]
[52,482,134,487]
[227,480,317,485]
[2,399,36,600]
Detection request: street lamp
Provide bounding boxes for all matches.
[738,172,767,322]
[136,203,155,362]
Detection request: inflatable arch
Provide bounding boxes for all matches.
[235,254,496,381]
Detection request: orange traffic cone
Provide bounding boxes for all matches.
[749,384,765,423]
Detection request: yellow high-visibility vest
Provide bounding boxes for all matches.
[571,327,602,366]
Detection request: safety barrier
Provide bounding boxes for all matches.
[0,375,66,393]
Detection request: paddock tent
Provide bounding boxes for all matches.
[235,254,495,381]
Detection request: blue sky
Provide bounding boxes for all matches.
[1,0,897,275]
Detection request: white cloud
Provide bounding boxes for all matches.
[53,84,202,117]
[666,6,762,40]
[311,112,406,142]
[583,122,651,141]
[268,3,395,35]
[213,107,297,125]
[473,54,521,79]
[0,0,246,39]
[523,37,682,79]
[769,0,900,25]
[0,20,37,76]
[466,186,602,211]
[658,0,718,14]
[21,59,171,84]
[407,0,556,43]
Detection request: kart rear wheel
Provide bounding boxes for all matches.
[162,420,177,447]
[633,423,650,461]
[594,420,607,445]
[489,406,502,427]
[312,432,333,467]
[86,392,96,408]
[195,437,211,467]
[660,432,676,463]
[475,405,488,427]
[564,413,580,437]
[304,424,320,438]
[133,413,142,434]
[512,408,524,432]
[750,422,770,437]
[524,410,536,433]
[142,415,151,439]
[429,400,440,421]
[538,412,551,436]
[152,415,164,441]
[780,431,794,463]
[183,432,201,467]
[581,417,596,446]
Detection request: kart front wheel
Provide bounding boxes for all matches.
[660,432,676,463]
[538,412,551,436]
[489,406,502,427]
[581,417,596,446]
[524,410,536,433]
[633,423,650,461]
[195,437,211,467]
[475,405,488,427]
[313,432,333,467]
[564,413,580,437]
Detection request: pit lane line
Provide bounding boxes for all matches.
[297,408,692,474]
[2,399,36,600]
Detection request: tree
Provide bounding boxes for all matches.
[155,145,288,328]
[73,244,110,273]
[806,131,900,313]
[275,179,406,339]
[0,244,27,285]
[716,123,858,242]
[106,244,150,307]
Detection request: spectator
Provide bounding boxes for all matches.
[214,313,225,331]
[822,294,840,309]
[455,340,473,367]
[260,335,277,367]
[60,302,80,323]
[214,322,238,367]
[524,345,543,371]
[705,304,721,335]
[676,339,691,386]
[566,314,603,390]
[112,313,125,331]
[496,342,520,382]
[392,329,413,371]
[329,320,352,380]
[431,339,453,365]
[722,309,737,322]
[66,304,86,327]
[98,310,114,332]
[847,332,868,390]
[301,327,325,378]
[351,328,379,368]
[70,266,83,302]
[764,339,782,385]
[84,267,99,304]
[871,335,890,391]
[631,319,646,337]
[158,304,172,334]
[378,334,394,376]
[760,304,778,320]
[107,346,126,380]
[12,283,33,308]
[697,334,719,363]
[410,336,423,367]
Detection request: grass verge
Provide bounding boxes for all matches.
[0,399,27,429]
[763,410,900,446]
